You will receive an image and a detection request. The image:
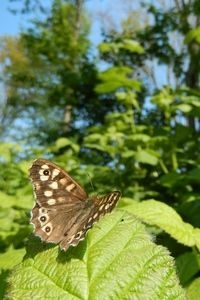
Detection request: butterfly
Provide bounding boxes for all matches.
[29,159,121,251]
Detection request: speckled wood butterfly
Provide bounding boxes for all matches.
[29,159,121,251]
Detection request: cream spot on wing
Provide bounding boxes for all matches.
[58,196,65,202]
[49,181,58,189]
[39,170,44,176]
[105,203,111,210]
[99,204,105,211]
[34,182,41,191]
[66,183,76,192]
[51,169,60,179]
[88,217,93,223]
[40,175,49,181]
[39,207,48,214]
[47,198,56,205]
[113,194,118,200]
[67,234,75,244]
[44,190,53,197]
[93,213,98,219]
[41,164,49,169]
[59,177,68,185]
[108,194,114,201]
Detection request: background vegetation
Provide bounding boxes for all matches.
[0,0,200,299]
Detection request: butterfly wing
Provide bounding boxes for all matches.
[29,159,121,251]
[59,191,121,250]
[29,159,89,246]
[30,158,88,203]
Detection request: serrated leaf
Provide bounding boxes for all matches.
[7,211,185,300]
[124,199,200,251]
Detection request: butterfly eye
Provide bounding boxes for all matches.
[40,216,46,222]
[43,170,49,176]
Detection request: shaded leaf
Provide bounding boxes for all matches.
[176,251,200,286]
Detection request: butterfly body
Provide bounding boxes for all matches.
[29,159,121,251]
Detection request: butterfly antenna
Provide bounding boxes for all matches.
[87,173,95,192]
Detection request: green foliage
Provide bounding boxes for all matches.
[121,198,200,250]
[186,277,200,299]
[0,0,100,144]
[176,251,200,286]
[7,212,185,299]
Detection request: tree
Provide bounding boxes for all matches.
[0,0,119,146]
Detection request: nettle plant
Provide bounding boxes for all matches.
[0,142,187,299]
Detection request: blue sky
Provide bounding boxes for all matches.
[0,0,22,35]
[0,1,124,60]
[0,1,167,88]
[0,1,136,42]
[0,1,104,38]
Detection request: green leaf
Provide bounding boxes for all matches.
[159,172,182,188]
[131,134,151,142]
[96,67,141,93]
[7,211,185,299]
[175,104,192,113]
[0,248,25,270]
[176,251,200,286]
[0,143,22,161]
[0,248,26,300]
[53,138,79,153]
[99,40,144,54]
[123,199,200,251]
[135,149,159,165]
[185,26,200,44]
[186,277,200,299]
[123,39,144,53]
[187,168,200,181]
[0,191,32,210]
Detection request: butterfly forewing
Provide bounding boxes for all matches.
[30,159,88,203]
[29,159,121,251]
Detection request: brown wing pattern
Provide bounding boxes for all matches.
[29,158,121,251]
